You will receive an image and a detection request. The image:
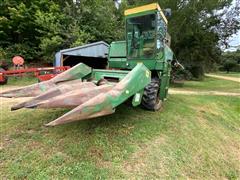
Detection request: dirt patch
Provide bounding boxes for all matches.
[169,89,240,96]
[0,135,14,151]
[206,74,240,83]
[197,104,220,116]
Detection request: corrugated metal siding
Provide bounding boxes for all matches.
[55,41,109,67]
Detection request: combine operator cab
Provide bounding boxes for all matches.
[126,7,167,60]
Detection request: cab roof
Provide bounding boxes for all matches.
[124,3,168,24]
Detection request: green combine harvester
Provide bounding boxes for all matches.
[0,3,181,126]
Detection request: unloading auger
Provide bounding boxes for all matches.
[1,3,177,126]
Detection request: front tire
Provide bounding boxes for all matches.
[141,77,162,111]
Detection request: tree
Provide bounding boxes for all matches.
[221,50,240,72]
[121,0,239,73]
[0,0,123,63]
[0,0,239,73]
[216,0,240,48]
[0,0,42,61]
[34,1,92,62]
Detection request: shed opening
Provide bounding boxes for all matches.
[63,55,108,69]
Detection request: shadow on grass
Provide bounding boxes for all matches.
[47,103,148,135]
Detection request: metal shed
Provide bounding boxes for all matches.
[55,41,109,68]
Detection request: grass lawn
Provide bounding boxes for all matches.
[172,76,240,93]
[0,77,240,179]
[4,76,38,86]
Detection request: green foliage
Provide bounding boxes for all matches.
[223,60,239,72]
[171,68,192,84]
[6,44,37,60]
[124,0,239,75]
[222,50,240,63]
[0,0,239,73]
[0,0,120,63]
[78,0,124,42]
[34,2,93,62]
[220,50,240,72]
[0,0,41,61]
[0,47,7,60]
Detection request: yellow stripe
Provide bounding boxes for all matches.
[124,3,168,24]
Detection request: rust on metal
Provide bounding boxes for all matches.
[51,63,91,83]
[11,81,96,110]
[44,63,151,126]
[45,93,115,126]
[0,80,57,98]
[2,63,151,127]
[30,85,113,109]
[0,63,91,98]
[14,84,113,110]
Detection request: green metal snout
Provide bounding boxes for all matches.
[3,63,151,126]
[45,63,151,126]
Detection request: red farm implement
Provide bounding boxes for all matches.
[0,66,70,85]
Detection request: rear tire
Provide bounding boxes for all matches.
[0,68,8,85]
[141,77,162,111]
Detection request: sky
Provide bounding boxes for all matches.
[227,31,240,51]
[225,0,240,51]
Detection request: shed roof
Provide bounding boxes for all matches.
[60,41,109,58]
[55,41,109,66]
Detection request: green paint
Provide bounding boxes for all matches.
[39,84,47,92]
[92,69,129,81]
[68,63,92,80]
[84,64,151,116]
[109,63,151,108]
[132,90,144,107]
[108,4,174,104]
[108,41,126,57]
